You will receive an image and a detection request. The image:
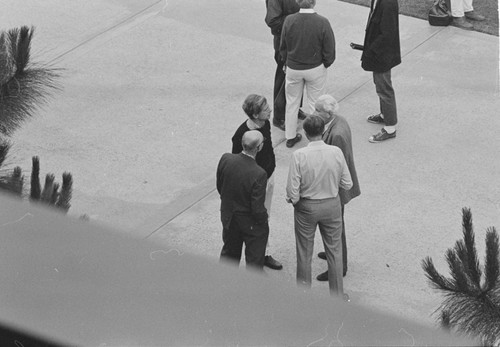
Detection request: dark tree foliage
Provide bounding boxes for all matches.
[0,26,60,135]
[30,156,41,200]
[40,173,55,204]
[56,172,72,212]
[422,207,500,345]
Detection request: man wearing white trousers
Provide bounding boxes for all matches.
[279,0,335,148]
[450,0,485,30]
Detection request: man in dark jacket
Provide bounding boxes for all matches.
[361,0,401,143]
[217,130,269,270]
[265,0,300,130]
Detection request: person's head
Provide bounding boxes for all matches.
[241,130,265,156]
[242,94,271,124]
[314,94,339,123]
[303,115,325,140]
[296,0,316,9]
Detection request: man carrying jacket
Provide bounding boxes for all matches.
[361,0,401,143]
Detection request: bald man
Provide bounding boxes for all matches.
[217,130,270,270]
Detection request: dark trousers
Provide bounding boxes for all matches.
[340,203,347,274]
[373,69,397,126]
[220,214,269,270]
[272,48,286,124]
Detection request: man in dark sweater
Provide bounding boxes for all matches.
[231,94,282,270]
[265,0,300,130]
[280,0,335,148]
[360,0,401,143]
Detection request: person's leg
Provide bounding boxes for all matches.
[373,70,397,128]
[220,218,243,266]
[242,215,269,270]
[273,48,286,125]
[317,197,343,296]
[294,199,317,288]
[463,0,473,12]
[304,65,327,115]
[285,68,304,140]
[341,203,347,275]
[263,174,282,270]
[450,0,465,17]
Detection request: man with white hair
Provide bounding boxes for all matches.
[314,95,361,281]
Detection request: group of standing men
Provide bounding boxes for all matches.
[216,0,399,300]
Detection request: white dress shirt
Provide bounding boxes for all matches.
[286,140,352,205]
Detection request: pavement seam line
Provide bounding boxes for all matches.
[48,0,164,64]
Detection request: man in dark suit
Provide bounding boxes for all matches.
[313,95,361,281]
[217,130,269,270]
[265,0,302,131]
[360,0,401,143]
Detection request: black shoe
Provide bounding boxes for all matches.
[317,271,328,281]
[366,113,385,124]
[298,109,308,120]
[286,134,302,148]
[318,252,326,260]
[272,119,285,131]
[368,128,396,143]
[316,270,347,281]
[264,255,283,270]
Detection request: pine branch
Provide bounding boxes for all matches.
[40,173,54,203]
[461,207,482,288]
[56,172,72,212]
[50,182,59,205]
[484,227,500,291]
[422,256,456,292]
[0,26,61,136]
[0,138,11,167]
[30,155,41,200]
[446,249,471,293]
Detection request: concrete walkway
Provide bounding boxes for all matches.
[3,0,499,328]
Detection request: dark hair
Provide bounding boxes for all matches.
[296,0,316,8]
[242,94,267,119]
[303,115,325,137]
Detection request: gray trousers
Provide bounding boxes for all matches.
[294,196,343,296]
[373,69,398,126]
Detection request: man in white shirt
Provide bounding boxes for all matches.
[286,115,352,299]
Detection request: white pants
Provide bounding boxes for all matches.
[265,174,275,250]
[285,65,327,140]
[264,173,274,216]
[450,0,474,17]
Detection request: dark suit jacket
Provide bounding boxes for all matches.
[361,0,401,72]
[322,116,361,205]
[265,0,300,52]
[216,153,268,229]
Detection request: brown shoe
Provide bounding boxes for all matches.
[465,11,485,21]
[452,17,473,30]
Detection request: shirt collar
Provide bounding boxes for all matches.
[299,8,316,14]
[307,140,325,147]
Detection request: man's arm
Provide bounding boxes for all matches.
[322,20,336,68]
[338,153,353,191]
[216,155,225,195]
[250,171,269,224]
[265,0,285,36]
[286,152,301,205]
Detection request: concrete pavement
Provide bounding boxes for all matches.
[3,0,499,329]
